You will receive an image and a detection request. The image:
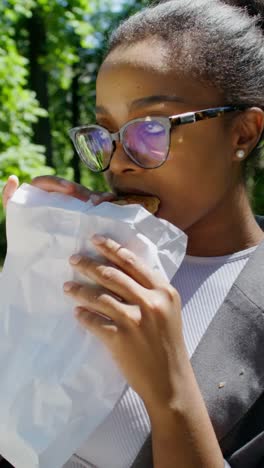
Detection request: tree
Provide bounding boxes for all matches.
[0,0,149,260]
[0,0,55,258]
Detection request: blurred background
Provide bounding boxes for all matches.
[0,0,263,262]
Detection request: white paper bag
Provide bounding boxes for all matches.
[0,184,187,468]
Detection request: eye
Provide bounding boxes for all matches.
[144,122,165,134]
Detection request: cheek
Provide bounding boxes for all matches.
[168,124,232,183]
[152,126,234,228]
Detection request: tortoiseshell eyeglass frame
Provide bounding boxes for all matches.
[69,105,247,172]
[169,105,246,126]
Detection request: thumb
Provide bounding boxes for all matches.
[2,175,19,210]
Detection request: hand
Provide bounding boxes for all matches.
[2,175,19,209]
[64,234,188,412]
[2,175,116,210]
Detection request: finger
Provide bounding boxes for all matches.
[31,176,91,202]
[2,175,19,209]
[31,175,81,195]
[64,281,142,327]
[91,235,167,290]
[75,306,119,340]
[68,254,146,304]
[31,176,115,203]
[90,192,117,206]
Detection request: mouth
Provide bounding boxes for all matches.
[114,188,158,198]
[112,188,161,215]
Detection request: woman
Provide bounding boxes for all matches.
[2,0,264,467]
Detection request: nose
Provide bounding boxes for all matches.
[108,141,145,175]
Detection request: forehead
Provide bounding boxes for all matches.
[96,41,223,116]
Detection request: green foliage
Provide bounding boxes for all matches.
[249,141,264,214]
[0,0,147,260]
[0,0,55,180]
[0,0,55,257]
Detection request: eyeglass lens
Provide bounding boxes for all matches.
[123,120,169,168]
[75,127,112,171]
[74,119,169,171]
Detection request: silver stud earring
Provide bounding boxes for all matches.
[236,150,245,159]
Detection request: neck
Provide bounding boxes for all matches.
[185,185,264,257]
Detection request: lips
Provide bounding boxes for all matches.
[114,188,158,198]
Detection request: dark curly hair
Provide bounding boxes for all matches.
[104,0,264,184]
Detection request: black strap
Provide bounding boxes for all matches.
[0,458,14,467]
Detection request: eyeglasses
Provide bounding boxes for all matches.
[69,105,245,173]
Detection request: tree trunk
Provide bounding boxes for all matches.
[27,10,53,167]
[71,69,81,183]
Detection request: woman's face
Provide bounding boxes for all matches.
[96,41,240,231]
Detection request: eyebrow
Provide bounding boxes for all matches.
[95,95,186,114]
[130,95,186,110]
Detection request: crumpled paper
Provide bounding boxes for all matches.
[0,183,187,468]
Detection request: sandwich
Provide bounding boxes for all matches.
[112,194,160,214]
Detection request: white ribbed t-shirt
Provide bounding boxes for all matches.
[64,245,257,468]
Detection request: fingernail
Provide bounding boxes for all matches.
[92,234,106,245]
[75,306,83,317]
[69,254,82,265]
[8,175,18,183]
[91,194,100,204]
[64,281,75,292]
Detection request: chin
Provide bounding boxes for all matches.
[154,205,171,222]
[155,205,188,231]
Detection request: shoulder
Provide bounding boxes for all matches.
[231,236,264,312]
[255,215,264,230]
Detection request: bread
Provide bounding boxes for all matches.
[113,194,160,214]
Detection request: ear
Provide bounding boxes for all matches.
[231,107,264,160]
